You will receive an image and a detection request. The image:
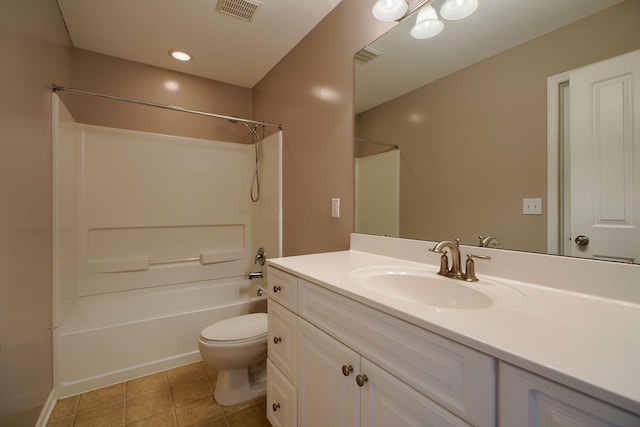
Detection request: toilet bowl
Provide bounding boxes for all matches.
[198,312,268,406]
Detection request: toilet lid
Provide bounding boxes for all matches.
[201,312,267,342]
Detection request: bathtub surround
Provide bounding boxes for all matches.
[52,95,280,398]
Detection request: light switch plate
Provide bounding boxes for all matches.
[331,198,340,218]
[523,198,542,215]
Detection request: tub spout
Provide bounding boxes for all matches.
[248,271,263,280]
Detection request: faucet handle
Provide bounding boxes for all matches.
[437,250,449,276]
[463,254,491,282]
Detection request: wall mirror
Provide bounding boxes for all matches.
[354,0,640,264]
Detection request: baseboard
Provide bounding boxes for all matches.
[35,388,58,427]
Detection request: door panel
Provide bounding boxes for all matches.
[297,319,360,427]
[569,49,640,263]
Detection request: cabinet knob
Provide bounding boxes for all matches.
[272,403,280,412]
[355,374,368,387]
[273,285,282,292]
[273,336,282,344]
[341,364,353,376]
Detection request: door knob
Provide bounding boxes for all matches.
[574,235,590,246]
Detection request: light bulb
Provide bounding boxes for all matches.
[411,5,443,39]
[440,0,478,21]
[169,50,192,62]
[372,0,408,22]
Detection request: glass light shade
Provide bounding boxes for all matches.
[372,0,408,22]
[410,5,443,39]
[440,0,478,20]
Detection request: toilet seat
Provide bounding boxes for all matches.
[200,312,267,343]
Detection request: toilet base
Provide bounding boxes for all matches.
[213,361,267,406]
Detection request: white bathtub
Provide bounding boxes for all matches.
[54,278,267,397]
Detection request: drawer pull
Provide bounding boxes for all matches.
[273,336,282,344]
[272,403,281,412]
[356,374,368,387]
[273,285,282,292]
[341,364,353,376]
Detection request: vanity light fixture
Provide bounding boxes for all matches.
[410,4,443,39]
[440,0,478,20]
[169,50,192,62]
[372,0,478,40]
[372,0,409,22]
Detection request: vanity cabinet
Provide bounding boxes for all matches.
[267,268,299,427]
[267,266,496,427]
[298,318,472,427]
[499,363,640,427]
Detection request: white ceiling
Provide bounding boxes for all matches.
[355,0,625,113]
[57,0,342,88]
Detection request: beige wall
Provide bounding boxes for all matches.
[71,49,253,143]
[0,1,72,425]
[357,0,640,253]
[252,0,394,256]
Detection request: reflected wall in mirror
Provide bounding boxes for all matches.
[354,0,640,263]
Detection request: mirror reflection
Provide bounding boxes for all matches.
[354,0,640,263]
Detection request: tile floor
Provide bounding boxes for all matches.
[47,361,270,427]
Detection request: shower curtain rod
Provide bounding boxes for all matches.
[51,84,282,130]
[355,138,399,149]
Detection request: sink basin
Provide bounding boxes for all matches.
[349,266,525,309]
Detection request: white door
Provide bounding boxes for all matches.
[360,358,471,427]
[568,49,640,263]
[297,319,360,427]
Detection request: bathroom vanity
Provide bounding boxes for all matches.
[265,234,640,426]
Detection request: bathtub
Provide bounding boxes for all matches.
[54,277,267,397]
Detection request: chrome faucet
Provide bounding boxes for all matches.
[478,235,500,247]
[430,239,491,282]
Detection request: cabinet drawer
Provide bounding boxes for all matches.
[267,360,297,427]
[499,362,640,426]
[299,280,496,427]
[268,300,298,384]
[268,266,298,313]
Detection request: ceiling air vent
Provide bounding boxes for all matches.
[215,0,262,22]
[354,46,382,65]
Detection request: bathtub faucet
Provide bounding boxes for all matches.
[248,271,263,280]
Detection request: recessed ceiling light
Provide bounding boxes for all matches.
[169,50,192,62]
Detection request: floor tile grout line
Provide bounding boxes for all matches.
[50,362,265,427]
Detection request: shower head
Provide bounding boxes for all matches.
[227,117,259,140]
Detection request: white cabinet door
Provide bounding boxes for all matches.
[499,362,640,427]
[297,318,360,427]
[267,359,297,427]
[360,358,472,427]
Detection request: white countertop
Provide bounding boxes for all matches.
[268,246,640,415]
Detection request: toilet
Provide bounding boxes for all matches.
[198,312,268,406]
